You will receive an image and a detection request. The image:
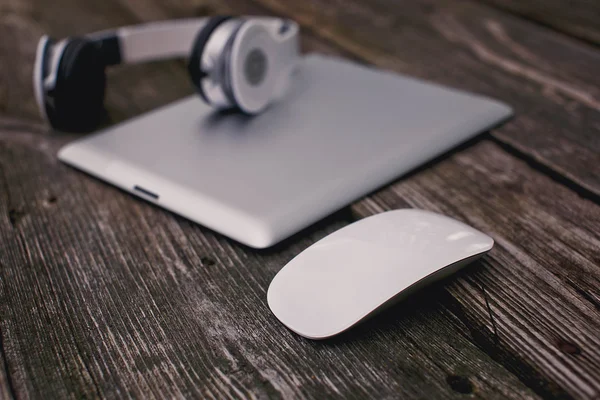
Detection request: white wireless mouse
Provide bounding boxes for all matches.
[267,209,494,339]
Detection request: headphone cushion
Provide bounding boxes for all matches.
[47,37,106,132]
[187,16,232,103]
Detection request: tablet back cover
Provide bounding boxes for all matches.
[59,54,512,248]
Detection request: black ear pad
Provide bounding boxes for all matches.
[220,37,240,112]
[187,16,232,103]
[46,37,106,132]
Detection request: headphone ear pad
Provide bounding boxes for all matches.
[188,16,232,103]
[47,38,106,132]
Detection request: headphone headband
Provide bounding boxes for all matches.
[84,17,298,65]
[88,18,208,65]
[34,16,300,131]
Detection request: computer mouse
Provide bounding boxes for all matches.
[267,209,494,339]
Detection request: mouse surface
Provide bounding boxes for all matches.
[267,209,494,339]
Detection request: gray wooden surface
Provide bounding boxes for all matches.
[476,0,600,45]
[0,0,599,398]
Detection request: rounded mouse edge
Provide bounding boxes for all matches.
[266,251,496,340]
[265,208,496,339]
[266,269,352,340]
[482,235,495,252]
[266,284,366,340]
[267,258,406,340]
[404,209,496,246]
[267,276,422,340]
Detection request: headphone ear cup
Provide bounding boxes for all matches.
[47,37,106,132]
[188,16,232,103]
[227,23,278,114]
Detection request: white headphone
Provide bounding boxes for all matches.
[33,16,300,132]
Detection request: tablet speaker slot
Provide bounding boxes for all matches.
[133,185,159,200]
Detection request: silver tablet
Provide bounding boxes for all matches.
[59,54,512,248]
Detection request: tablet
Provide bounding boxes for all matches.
[58,54,512,248]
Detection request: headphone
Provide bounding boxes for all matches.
[33,16,300,132]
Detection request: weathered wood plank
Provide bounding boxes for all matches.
[0,0,599,398]
[2,114,600,398]
[352,141,600,399]
[476,0,600,46]
[0,122,545,398]
[246,0,600,198]
[1,2,543,397]
[0,342,14,400]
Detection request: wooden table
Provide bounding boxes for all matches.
[1,0,599,398]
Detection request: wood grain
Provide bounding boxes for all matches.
[0,0,599,398]
[0,342,13,400]
[476,0,600,45]
[2,115,599,398]
[353,141,600,399]
[247,0,600,198]
[0,122,542,399]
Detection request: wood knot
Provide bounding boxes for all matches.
[8,208,26,227]
[200,256,216,267]
[44,195,57,207]
[557,339,581,355]
[446,375,474,394]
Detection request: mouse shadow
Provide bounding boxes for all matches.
[297,261,484,346]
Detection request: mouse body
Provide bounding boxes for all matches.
[267,209,494,339]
